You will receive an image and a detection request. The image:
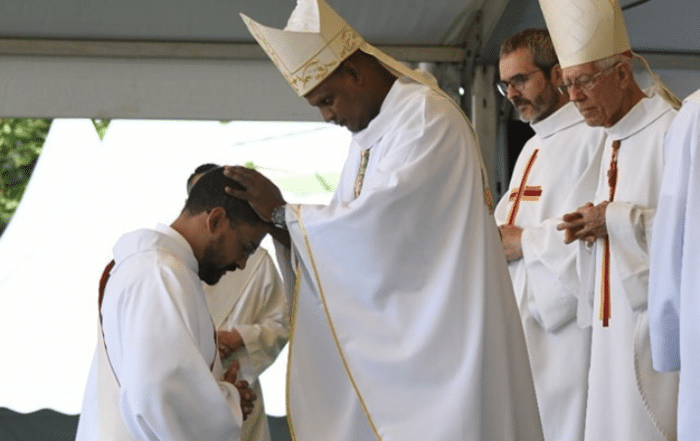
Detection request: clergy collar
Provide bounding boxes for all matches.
[530,101,584,139]
[154,223,196,264]
[351,76,418,150]
[113,223,199,274]
[605,90,673,141]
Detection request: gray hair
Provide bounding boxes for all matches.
[500,29,559,78]
[594,53,631,72]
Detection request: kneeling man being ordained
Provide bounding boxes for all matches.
[75,167,266,441]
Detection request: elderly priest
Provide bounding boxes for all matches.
[542,0,681,440]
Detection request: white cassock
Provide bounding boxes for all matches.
[494,102,605,441]
[578,92,679,441]
[203,247,288,441]
[75,224,243,441]
[273,76,543,441]
[649,89,700,441]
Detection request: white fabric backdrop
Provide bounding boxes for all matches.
[0,118,348,415]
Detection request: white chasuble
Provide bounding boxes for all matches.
[581,93,679,441]
[204,247,288,441]
[275,77,543,441]
[76,224,243,441]
[494,102,605,441]
[649,89,700,441]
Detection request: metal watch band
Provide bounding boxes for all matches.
[271,204,287,229]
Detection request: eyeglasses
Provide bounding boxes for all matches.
[496,69,542,96]
[557,64,618,96]
[231,220,257,257]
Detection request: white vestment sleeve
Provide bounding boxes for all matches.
[231,255,288,375]
[648,100,696,372]
[274,237,297,316]
[107,260,242,441]
[217,382,244,428]
[655,95,700,441]
[575,240,597,328]
[521,220,579,332]
[606,201,655,311]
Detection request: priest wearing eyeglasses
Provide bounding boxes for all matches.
[494,28,606,441]
[541,0,682,440]
[75,167,266,441]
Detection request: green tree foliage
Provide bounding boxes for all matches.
[0,118,52,236]
[92,119,110,140]
[314,173,334,192]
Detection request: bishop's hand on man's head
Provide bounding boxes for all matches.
[223,166,286,223]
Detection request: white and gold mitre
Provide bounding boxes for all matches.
[538,0,631,68]
[240,0,364,97]
[240,0,442,97]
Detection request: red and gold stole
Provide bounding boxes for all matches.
[506,149,540,225]
[600,139,621,327]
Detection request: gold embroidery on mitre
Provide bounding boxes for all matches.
[296,59,340,89]
[286,25,362,95]
[335,27,362,59]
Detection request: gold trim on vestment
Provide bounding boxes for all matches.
[285,258,303,441]
[507,149,539,225]
[287,204,383,440]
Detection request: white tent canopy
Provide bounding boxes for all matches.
[0,0,513,119]
[0,0,697,119]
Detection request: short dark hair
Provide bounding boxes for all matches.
[187,163,220,193]
[500,29,558,79]
[184,167,264,226]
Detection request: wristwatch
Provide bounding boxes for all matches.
[271,204,287,230]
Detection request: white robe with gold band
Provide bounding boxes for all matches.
[578,92,679,441]
[495,102,605,441]
[204,247,288,441]
[275,76,543,441]
[649,89,700,441]
[75,224,243,441]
